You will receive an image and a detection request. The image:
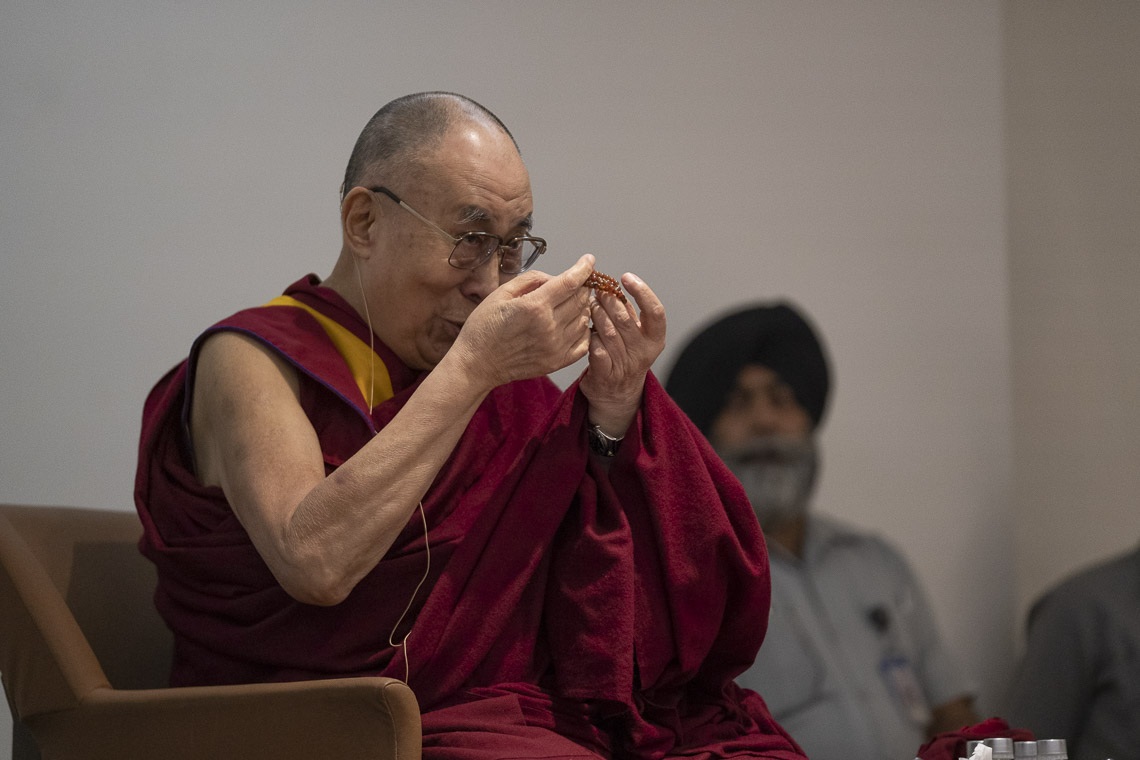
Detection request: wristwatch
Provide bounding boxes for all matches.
[587,423,624,457]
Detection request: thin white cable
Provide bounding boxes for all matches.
[355,257,431,685]
[388,501,430,684]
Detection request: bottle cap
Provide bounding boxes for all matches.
[1014,740,1038,758]
[985,737,1015,760]
[1036,739,1067,759]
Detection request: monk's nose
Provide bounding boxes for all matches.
[463,254,502,303]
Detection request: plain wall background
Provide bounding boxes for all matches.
[1005,1,1140,627]
[2,2,1136,754]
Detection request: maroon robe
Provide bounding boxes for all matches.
[135,275,805,758]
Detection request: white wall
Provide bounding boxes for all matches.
[1006,2,1140,633]
[2,2,1019,753]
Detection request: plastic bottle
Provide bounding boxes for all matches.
[1014,740,1038,759]
[1036,739,1067,760]
[985,738,1015,760]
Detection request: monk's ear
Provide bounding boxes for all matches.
[341,187,377,256]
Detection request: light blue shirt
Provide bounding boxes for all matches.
[736,516,974,760]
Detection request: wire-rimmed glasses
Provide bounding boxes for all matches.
[368,186,546,274]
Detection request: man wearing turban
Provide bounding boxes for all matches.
[666,303,977,760]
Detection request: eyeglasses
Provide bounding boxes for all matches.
[368,186,547,274]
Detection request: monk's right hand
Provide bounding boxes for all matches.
[450,254,596,389]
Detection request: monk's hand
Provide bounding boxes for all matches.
[579,271,666,436]
[450,254,596,390]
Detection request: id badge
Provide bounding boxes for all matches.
[879,654,931,725]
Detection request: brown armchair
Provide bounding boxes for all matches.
[0,504,422,760]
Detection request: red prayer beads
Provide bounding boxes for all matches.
[584,270,627,303]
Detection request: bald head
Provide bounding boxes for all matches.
[341,91,519,200]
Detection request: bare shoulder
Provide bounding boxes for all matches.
[191,329,310,487]
[194,330,301,398]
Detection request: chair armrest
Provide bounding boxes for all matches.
[26,676,421,760]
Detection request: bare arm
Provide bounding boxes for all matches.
[192,256,596,605]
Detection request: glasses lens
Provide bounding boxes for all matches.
[449,235,546,273]
[499,238,545,274]
[449,233,500,270]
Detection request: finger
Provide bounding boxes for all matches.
[596,287,637,327]
[621,272,667,343]
[493,269,551,299]
[587,328,615,373]
[588,289,640,360]
[588,297,627,356]
[518,255,593,321]
[540,253,595,299]
[568,253,596,284]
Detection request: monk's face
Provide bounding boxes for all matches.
[364,122,534,370]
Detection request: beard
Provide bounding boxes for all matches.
[717,435,819,531]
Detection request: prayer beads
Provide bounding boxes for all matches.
[584,270,627,303]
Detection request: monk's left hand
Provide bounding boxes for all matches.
[579,272,666,437]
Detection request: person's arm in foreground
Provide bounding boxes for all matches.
[190,256,596,606]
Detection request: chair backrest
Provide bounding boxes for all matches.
[0,504,174,723]
[4,505,424,760]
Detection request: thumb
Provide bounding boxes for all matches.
[495,269,551,299]
[546,253,596,299]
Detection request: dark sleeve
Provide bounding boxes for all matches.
[1002,586,1097,740]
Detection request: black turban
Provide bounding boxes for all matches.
[664,303,831,435]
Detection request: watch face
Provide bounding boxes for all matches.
[589,425,619,457]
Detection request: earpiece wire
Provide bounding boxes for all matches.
[355,257,431,685]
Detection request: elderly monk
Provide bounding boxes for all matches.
[666,303,977,760]
[135,92,804,759]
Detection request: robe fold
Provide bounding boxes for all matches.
[135,274,805,759]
